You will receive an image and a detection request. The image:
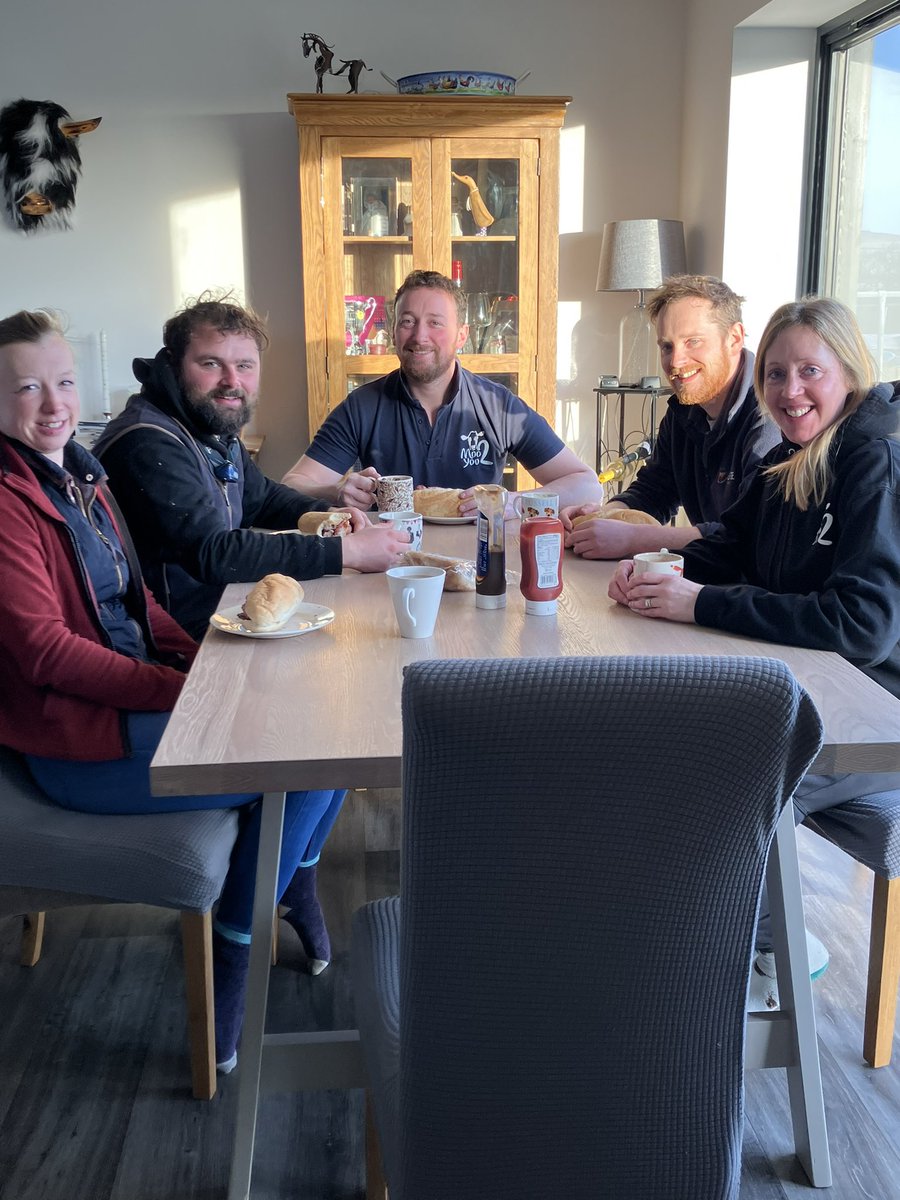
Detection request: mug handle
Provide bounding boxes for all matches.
[403,585,417,627]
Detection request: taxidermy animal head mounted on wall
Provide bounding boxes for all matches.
[0,99,101,233]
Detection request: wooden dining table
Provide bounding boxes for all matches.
[150,523,900,1199]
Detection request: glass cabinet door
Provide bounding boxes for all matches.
[322,138,430,412]
[322,135,537,421]
[434,139,538,413]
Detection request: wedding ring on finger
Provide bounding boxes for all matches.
[645,597,652,610]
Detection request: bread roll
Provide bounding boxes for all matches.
[241,573,305,631]
[402,550,476,592]
[413,487,463,518]
[571,506,660,529]
[297,510,352,538]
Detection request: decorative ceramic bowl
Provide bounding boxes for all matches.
[381,70,528,96]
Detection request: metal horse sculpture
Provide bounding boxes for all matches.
[301,33,335,94]
[333,59,371,94]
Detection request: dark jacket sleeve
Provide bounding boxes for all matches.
[693,449,900,668]
[613,409,680,524]
[101,427,343,584]
[237,445,331,529]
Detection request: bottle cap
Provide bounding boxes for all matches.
[475,593,507,610]
[524,598,558,616]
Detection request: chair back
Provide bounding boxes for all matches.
[396,654,823,1200]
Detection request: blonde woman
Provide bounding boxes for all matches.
[609,297,900,1005]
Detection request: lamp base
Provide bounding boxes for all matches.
[618,301,659,388]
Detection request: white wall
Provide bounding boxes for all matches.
[0,0,687,478]
[0,0,852,478]
[725,28,817,347]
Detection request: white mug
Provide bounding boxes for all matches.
[386,566,445,638]
[632,549,684,577]
[379,509,423,552]
[514,491,560,521]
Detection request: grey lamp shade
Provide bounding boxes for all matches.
[596,219,687,292]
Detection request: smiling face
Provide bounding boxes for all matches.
[393,288,468,388]
[180,325,260,435]
[655,297,744,418]
[0,333,79,464]
[761,326,851,447]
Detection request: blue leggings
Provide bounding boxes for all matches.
[25,711,346,939]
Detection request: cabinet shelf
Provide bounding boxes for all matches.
[344,236,411,245]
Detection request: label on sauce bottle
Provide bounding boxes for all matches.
[519,517,564,616]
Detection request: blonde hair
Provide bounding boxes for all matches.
[755,298,876,510]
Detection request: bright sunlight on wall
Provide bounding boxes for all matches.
[170,189,246,306]
[724,59,809,346]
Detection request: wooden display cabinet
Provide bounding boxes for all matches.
[287,93,571,461]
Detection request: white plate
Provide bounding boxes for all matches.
[209,603,335,639]
[423,515,476,525]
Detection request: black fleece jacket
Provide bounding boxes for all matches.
[684,382,900,699]
[94,350,337,639]
[615,350,781,534]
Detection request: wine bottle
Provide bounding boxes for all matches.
[597,440,651,485]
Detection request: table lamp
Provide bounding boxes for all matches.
[596,218,687,386]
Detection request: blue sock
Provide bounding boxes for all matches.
[280,864,331,974]
[212,927,251,1072]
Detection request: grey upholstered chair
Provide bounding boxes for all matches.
[0,745,239,1099]
[352,655,828,1200]
[805,792,900,1066]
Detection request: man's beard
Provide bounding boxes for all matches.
[400,345,457,386]
[669,352,733,408]
[184,385,256,435]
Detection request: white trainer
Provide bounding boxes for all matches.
[747,929,829,1012]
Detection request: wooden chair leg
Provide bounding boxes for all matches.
[180,910,216,1100]
[20,911,46,967]
[365,1090,388,1200]
[864,874,900,1068]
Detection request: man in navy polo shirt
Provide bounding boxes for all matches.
[282,270,602,516]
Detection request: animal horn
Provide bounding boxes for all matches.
[60,116,102,138]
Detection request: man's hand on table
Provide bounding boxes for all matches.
[609,560,701,623]
[560,508,646,559]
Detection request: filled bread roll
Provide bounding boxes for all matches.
[241,573,305,631]
[571,506,660,528]
[402,550,476,592]
[297,510,353,538]
[413,487,463,518]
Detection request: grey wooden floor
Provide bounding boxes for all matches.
[1,787,899,1199]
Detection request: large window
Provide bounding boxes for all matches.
[808,5,900,376]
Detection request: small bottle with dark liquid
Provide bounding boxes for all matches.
[473,484,508,609]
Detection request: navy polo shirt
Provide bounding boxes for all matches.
[304,366,564,488]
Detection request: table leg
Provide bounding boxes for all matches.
[228,790,286,1200]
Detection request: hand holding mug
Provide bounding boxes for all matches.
[338,468,380,510]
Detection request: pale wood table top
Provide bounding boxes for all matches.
[151,524,900,795]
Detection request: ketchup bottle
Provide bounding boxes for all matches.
[519,516,564,615]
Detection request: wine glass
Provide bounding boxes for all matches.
[467,292,492,354]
